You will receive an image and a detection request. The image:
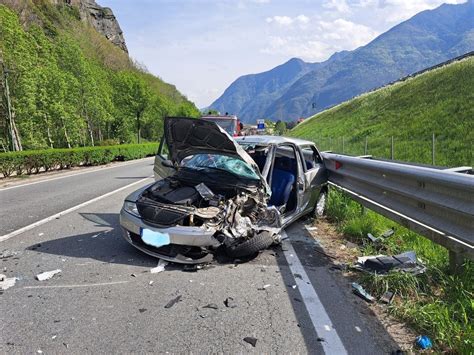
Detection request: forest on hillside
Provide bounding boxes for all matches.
[0,2,199,152]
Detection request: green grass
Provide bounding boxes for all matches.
[326,189,473,352]
[290,56,474,167]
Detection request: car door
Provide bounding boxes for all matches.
[153,136,175,180]
[300,145,326,212]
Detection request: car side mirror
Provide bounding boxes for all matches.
[161,159,175,169]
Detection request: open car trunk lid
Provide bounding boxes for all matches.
[164,117,268,190]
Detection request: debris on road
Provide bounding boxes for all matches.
[415,335,432,349]
[258,284,271,290]
[0,274,17,291]
[380,291,395,304]
[243,337,258,347]
[149,281,154,286]
[367,228,394,244]
[355,251,426,275]
[224,297,237,308]
[139,308,147,313]
[150,259,168,274]
[164,295,182,309]
[131,273,137,277]
[35,269,61,281]
[351,282,375,303]
[203,303,219,310]
[0,250,18,259]
[345,242,358,249]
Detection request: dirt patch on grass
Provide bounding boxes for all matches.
[308,218,418,352]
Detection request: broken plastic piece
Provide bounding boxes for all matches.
[351,282,375,302]
[243,337,258,347]
[164,295,182,308]
[356,251,426,275]
[224,297,237,308]
[380,291,395,304]
[203,303,219,310]
[258,284,271,290]
[415,335,432,349]
[0,274,17,290]
[150,259,168,274]
[36,269,61,281]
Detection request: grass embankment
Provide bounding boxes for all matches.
[290,56,474,167]
[0,143,157,178]
[290,56,473,351]
[325,187,473,352]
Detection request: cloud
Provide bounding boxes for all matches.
[323,0,351,13]
[266,14,311,26]
[262,18,379,61]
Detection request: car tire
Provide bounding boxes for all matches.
[313,190,327,218]
[226,231,275,258]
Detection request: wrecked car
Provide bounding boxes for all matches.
[120,117,328,264]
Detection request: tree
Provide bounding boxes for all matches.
[275,120,287,136]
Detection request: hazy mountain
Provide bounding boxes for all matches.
[209,0,474,123]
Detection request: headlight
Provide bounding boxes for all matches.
[123,201,140,218]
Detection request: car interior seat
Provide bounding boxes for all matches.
[269,157,296,208]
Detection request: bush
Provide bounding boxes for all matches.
[0,143,157,178]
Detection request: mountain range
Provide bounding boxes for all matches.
[209,0,474,123]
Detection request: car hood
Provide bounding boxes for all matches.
[164,117,269,192]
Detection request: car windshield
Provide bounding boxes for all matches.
[180,154,260,180]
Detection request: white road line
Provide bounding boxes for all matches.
[281,230,347,355]
[0,157,153,192]
[0,176,152,243]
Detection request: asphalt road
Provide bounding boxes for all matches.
[0,159,400,354]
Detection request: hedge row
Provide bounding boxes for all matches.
[0,143,158,177]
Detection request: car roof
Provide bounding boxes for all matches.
[235,135,315,146]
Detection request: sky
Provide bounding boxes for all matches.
[98,0,466,108]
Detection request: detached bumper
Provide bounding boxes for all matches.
[119,208,221,262]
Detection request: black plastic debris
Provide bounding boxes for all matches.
[351,282,375,302]
[293,273,303,280]
[224,297,237,308]
[164,295,182,308]
[203,303,219,310]
[356,251,426,275]
[138,308,147,313]
[243,337,258,347]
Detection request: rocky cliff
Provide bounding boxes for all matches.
[59,0,128,52]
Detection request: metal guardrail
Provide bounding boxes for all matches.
[322,153,474,268]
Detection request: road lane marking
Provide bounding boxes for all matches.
[23,281,129,289]
[281,230,347,354]
[0,176,152,243]
[0,157,154,192]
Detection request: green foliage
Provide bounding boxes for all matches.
[0,143,157,177]
[0,4,199,152]
[290,57,474,167]
[325,189,473,352]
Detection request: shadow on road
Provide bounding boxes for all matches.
[26,213,157,267]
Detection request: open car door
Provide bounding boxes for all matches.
[153,136,175,180]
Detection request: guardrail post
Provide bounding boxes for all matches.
[449,250,465,274]
[364,137,368,155]
[391,136,394,160]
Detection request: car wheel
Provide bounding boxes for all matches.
[314,190,327,218]
[226,231,275,258]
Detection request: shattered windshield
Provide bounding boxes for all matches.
[180,154,260,180]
